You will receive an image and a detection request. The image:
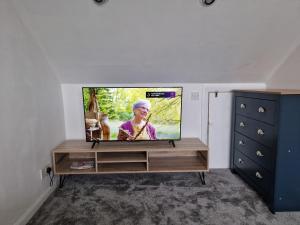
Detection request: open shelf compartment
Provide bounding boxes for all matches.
[148,151,208,172]
[54,152,96,174]
[97,162,147,173]
[97,151,147,163]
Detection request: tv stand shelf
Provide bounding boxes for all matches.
[52,138,209,186]
[97,152,147,163]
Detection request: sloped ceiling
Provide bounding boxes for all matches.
[267,44,300,88]
[13,0,300,83]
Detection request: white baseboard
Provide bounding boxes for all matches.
[14,182,57,225]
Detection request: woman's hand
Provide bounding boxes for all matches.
[126,134,135,141]
[118,128,135,141]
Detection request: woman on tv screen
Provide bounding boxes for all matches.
[117,100,157,141]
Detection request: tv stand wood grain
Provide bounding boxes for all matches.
[52,138,209,187]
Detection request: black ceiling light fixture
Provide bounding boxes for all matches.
[94,0,108,5]
[202,0,216,6]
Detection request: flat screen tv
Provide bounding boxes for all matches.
[82,87,182,142]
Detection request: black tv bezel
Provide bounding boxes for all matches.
[82,86,183,143]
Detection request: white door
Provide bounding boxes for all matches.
[208,92,233,168]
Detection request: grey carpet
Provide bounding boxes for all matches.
[27,170,300,225]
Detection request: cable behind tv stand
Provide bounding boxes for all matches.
[52,138,208,187]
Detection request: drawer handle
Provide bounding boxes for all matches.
[239,140,245,145]
[240,104,246,109]
[257,129,264,136]
[258,107,266,113]
[256,171,263,179]
[238,158,243,164]
[240,122,245,127]
[256,150,264,157]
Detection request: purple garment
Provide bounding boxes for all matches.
[119,121,157,140]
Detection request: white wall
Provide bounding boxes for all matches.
[267,44,300,89]
[61,83,265,168]
[0,1,65,225]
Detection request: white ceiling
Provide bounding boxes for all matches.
[13,0,300,83]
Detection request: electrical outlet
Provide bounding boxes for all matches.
[40,164,52,180]
[39,169,43,180]
[191,92,200,101]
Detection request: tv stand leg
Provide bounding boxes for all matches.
[168,140,176,148]
[59,175,67,188]
[199,172,206,185]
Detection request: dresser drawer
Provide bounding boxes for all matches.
[235,115,276,147]
[234,150,273,194]
[234,132,275,172]
[236,97,277,125]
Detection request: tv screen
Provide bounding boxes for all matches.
[82,87,182,142]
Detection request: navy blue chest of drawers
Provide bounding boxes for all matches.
[230,90,300,213]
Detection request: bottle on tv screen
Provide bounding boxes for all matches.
[82,87,182,142]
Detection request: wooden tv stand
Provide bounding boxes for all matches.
[52,138,208,187]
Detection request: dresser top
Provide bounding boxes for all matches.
[234,89,300,95]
